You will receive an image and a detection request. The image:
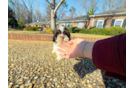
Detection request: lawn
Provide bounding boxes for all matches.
[8,30,112,38]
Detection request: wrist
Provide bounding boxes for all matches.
[83,41,95,59]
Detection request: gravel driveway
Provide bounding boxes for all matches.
[8,40,126,88]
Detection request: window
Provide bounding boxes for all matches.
[66,23,70,27]
[96,20,104,28]
[78,22,83,28]
[62,23,70,27]
[62,23,65,26]
[114,19,123,27]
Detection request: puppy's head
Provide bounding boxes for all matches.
[53,26,71,43]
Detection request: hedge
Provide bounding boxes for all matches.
[26,27,43,31]
[66,26,126,36]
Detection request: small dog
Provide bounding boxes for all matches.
[52,26,71,60]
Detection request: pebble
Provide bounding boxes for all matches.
[67,82,72,87]
[34,76,38,79]
[20,84,25,88]
[53,78,57,81]
[40,85,45,88]
[88,83,92,88]
[47,82,51,87]
[8,82,13,88]
[13,85,19,88]
[25,83,32,86]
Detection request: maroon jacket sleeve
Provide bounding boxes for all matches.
[92,33,126,82]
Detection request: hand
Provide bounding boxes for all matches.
[57,38,87,59]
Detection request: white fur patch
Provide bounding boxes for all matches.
[57,26,64,33]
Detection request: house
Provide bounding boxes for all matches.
[89,8,126,29]
[58,8,126,29]
[58,15,90,28]
[47,21,59,28]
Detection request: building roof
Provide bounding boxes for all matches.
[89,8,126,17]
[58,15,90,23]
[26,21,48,25]
[47,20,59,24]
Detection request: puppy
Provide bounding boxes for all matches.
[52,26,71,60]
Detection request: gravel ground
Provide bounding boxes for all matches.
[8,40,126,88]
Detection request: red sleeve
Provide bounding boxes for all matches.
[92,33,126,82]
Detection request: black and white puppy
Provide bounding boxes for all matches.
[52,26,71,60]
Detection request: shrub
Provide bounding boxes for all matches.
[74,27,81,33]
[66,27,72,32]
[46,28,53,32]
[42,28,53,34]
[89,26,126,36]
[27,27,43,31]
[66,27,80,33]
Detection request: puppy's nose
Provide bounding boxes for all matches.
[60,36,64,39]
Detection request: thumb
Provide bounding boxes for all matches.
[68,40,74,45]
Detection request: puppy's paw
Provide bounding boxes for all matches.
[52,50,56,54]
[56,57,62,60]
[64,37,69,42]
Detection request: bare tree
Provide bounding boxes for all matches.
[8,0,38,24]
[75,0,99,15]
[44,4,51,21]
[34,8,42,22]
[57,1,68,20]
[102,0,125,12]
[69,6,76,18]
[46,0,64,30]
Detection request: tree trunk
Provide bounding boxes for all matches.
[51,0,56,30]
[49,0,64,30]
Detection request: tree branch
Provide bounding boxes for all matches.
[54,0,64,14]
[46,0,53,8]
[46,0,51,4]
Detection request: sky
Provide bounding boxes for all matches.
[38,0,104,16]
[8,0,105,17]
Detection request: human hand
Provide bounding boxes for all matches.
[57,38,87,59]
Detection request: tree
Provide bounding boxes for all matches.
[8,6,18,27]
[18,20,25,29]
[118,0,126,8]
[8,0,38,24]
[102,0,125,12]
[87,6,96,15]
[69,6,76,18]
[34,8,42,22]
[75,0,99,15]
[57,1,68,20]
[44,4,51,21]
[46,0,64,30]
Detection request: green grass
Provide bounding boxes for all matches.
[8,31,112,38]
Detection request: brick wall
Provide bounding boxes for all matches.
[8,33,105,42]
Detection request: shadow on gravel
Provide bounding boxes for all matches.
[73,57,126,88]
[73,57,97,78]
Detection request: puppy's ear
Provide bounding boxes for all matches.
[53,29,56,34]
[64,27,68,31]
[53,29,56,42]
[66,30,71,41]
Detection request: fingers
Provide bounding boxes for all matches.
[58,45,69,50]
[68,41,74,45]
[57,49,68,55]
[61,42,70,46]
